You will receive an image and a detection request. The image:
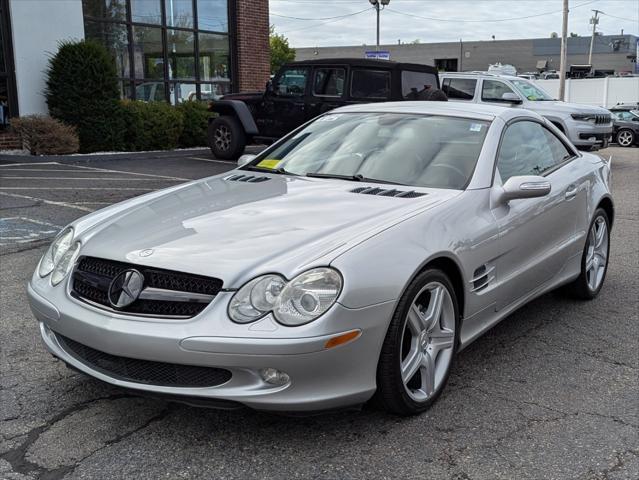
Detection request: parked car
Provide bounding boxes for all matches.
[518,72,539,80]
[610,105,639,147]
[440,72,613,150]
[28,102,613,415]
[207,58,440,159]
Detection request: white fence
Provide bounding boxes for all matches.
[533,77,639,108]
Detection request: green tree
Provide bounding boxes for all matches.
[45,40,125,152]
[269,26,295,74]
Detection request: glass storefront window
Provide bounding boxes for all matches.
[199,32,229,82]
[200,81,229,100]
[167,29,195,80]
[132,26,164,79]
[197,0,228,32]
[131,0,162,24]
[165,0,193,29]
[135,81,166,101]
[85,20,130,78]
[169,82,197,104]
[82,0,127,21]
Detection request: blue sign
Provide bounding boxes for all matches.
[365,51,390,60]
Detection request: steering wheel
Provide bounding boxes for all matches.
[427,163,468,188]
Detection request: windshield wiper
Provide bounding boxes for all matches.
[306,172,406,185]
[242,165,298,176]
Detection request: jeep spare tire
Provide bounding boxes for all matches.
[209,116,246,160]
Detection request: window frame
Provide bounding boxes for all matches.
[272,66,310,98]
[441,77,477,101]
[312,66,346,98]
[349,68,392,100]
[492,118,579,186]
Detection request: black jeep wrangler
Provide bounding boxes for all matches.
[207,58,441,159]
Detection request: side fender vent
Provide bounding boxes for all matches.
[470,264,495,292]
[350,187,426,198]
[225,174,270,183]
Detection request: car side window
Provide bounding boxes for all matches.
[482,80,517,102]
[441,78,476,100]
[313,68,346,97]
[402,70,438,99]
[275,68,309,96]
[350,69,391,99]
[497,121,571,182]
[614,111,634,121]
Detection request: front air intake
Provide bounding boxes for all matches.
[350,187,427,198]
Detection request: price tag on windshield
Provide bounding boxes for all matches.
[256,159,281,169]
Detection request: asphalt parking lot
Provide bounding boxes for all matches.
[1,146,637,480]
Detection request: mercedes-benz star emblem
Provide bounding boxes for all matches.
[139,248,154,257]
[108,269,144,308]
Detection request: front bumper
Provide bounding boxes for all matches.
[567,121,613,148]
[28,282,394,412]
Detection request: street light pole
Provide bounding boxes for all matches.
[369,0,390,52]
[588,9,602,66]
[558,0,568,101]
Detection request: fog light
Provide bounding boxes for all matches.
[259,368,290,386]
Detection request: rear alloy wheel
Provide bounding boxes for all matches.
[566,208,610,299]
[616,129,635,147]
[208,116,246,160]
[376,269,459,415]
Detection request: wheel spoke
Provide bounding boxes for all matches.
[407,305,425,334]
[420,352,435,396]
[424,286,444,332]
[430,327,455,354]
[401,348,422,383]
[595,221,606,248]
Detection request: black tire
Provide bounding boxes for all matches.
[208,116,246,160]
[375,269,460,416]
[565,208,610,300]
[615,128,635,148]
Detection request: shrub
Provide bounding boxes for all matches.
[45,40,125,153]
[11,115,79,155]
[121,100,184,151]
[176,101,211,148]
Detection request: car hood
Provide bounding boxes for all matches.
[77,173,458,287]
[527,100,610,115]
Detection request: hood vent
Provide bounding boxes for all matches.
[225,174,270,183]
[350,186,427,198]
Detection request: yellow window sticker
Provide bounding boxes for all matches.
[256,159,281,169]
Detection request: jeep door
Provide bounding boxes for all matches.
[262,66,311,137]
[306,66,348,119]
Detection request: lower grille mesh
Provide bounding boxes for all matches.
[57,333,232,388]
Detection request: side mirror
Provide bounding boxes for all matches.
[501,92,523,104]
[265,80,274,94]
[499,175,551,203]
[237,154,256,168]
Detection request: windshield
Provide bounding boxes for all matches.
[246,113,491,190]
[510,79,555,101]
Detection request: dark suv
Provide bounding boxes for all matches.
[207,58,440,159]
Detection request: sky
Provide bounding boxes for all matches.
[269,0,639,48]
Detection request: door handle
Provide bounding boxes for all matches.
[565,185,578,200]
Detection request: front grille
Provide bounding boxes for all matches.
[71,256,223,318]
[56,333,232,388]
[595,114,611,125]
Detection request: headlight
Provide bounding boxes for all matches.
[228,268,342,326]
[228,274,287,323]
[51,242,81,286]
[38,227,74,278]
[571,114,596,122]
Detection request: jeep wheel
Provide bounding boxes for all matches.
[209,116,246,160]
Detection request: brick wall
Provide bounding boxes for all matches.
[235,0,271,92]
[0,131,22,150]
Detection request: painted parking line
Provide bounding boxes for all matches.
[0,187,155,191]
[189,156,237,165]
[1,177,178,181]
[0,162,59,167]
[0,192,95,212]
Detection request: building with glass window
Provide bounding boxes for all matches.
[0,0,269,120]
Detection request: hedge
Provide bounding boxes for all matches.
[121,100,185,151]
[176,101,211,148]
[11,115,79,155]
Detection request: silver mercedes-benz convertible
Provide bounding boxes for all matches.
[28,102,613,415]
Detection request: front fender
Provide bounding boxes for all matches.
[209,100,259,135]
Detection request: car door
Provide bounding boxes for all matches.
[480,79,523,106]
[306,66,347,120]
[261,66,310,137]
[491,119,584,310]
[440,77,478,102]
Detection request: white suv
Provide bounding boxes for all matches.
[440,73,613,149]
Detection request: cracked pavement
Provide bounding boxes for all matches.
[1,147,637,479]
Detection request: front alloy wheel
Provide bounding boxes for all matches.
[616,129,635,147]
[376,269,459,415]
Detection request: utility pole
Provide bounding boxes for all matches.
[588,9,602,66]
[558,0,568,100]
[369,0,390,52]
